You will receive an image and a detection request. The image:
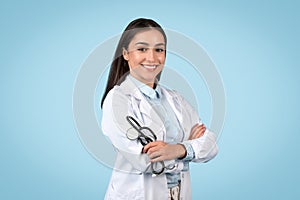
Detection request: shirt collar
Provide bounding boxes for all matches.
[128,74,161,99]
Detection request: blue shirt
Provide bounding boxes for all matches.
[129,75,195,188]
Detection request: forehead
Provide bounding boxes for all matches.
[129,29,165,45]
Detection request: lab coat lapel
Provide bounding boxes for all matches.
[120,76,165,140]
[162,88,184,124]
[161,88,189,142]
[138,94,166,141]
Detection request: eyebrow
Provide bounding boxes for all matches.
[135,42,165,47]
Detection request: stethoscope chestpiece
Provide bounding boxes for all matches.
[126,127,139,140]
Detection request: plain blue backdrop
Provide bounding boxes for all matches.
[1,1,299,199]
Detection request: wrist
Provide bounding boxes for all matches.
[177,144,187,159]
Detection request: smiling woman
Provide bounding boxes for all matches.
[100,18,218,200]
[100,19,168,106]
[122,29,166,88]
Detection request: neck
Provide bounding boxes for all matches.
[146,82,156,89]
[129,74,157,89]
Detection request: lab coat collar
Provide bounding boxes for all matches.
[128,75,161,99]
[119,75,145,100]
[120,74,181,114]
[120,75,181,120]
[119,74,161,101]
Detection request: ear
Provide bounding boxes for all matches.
[122,48,129,61]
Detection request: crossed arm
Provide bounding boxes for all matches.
[143,123,207,162]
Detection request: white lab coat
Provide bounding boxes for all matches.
[102,76,218,200]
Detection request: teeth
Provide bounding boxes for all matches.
[143,65,157,69]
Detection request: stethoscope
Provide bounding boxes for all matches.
[126,116,157,146]
[126,116,174,175]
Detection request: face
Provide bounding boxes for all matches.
[123,29,166,88]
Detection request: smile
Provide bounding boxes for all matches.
[142,65,158,69]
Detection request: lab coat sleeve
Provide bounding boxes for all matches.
[189,129,218,163]
[102,89,180,173]
[175,91,219,163]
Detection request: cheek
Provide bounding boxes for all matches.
[128,54,144,68]
[158,55,166,64]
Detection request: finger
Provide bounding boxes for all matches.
[189,125,199,139]
[146,145,162,154]
[149,152,165,162]
[191,124,205,135]
[149,150,162,160]
[143,141,165,153]
[194,128,206,138]
[190,123,201,134]
[143,142,156,153]
[189,125,204,139]
[198,126,206,133]
[190,127,206,139]
[194,132,204,139]
[150,156,164,163]
[197,126,206,134]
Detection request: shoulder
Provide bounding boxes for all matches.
[104,77,135,101]
[103,85,127,107]
[102,78,140,109]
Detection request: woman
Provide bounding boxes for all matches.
[101,18,218,200]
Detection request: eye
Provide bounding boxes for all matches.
[137,48,147,52]
[155,48,165,52]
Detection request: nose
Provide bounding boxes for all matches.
[146,49,156,62]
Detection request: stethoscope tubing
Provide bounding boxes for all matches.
[126,116,157,143]
[126,115,169,175]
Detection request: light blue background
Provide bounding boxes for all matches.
[1,1,299,199]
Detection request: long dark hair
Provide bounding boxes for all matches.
[100,18,167,108]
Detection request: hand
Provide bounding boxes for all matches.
[189,123,206,140]
[143,141,186,162]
